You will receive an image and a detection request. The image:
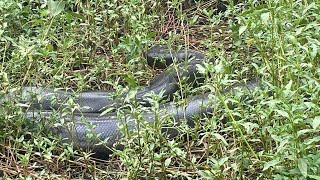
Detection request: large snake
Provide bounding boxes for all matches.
[19,46,260,154]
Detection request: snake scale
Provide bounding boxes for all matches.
[19,46,260,154]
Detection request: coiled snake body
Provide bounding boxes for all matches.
[22,46,260,154]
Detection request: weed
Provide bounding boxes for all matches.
[0,0,319,179]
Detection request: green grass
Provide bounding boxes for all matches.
[0,0,319,179]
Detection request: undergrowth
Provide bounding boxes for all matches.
[0,0,319,179]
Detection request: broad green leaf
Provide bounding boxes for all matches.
[305,136,320,145]
[124,74,137,88]
[48,0,65,17]
[275,110,289,119]
[295,27,304,36]
[197,170,214,179]
[287,34,298,44]
[164,157,171,167]
[312,116,320,129]
[310,43,318,59]
[277,139,288,153]
[308,175,320,180]
[298,129,313,137]
[239,25,247,35]
[263,159,280,171]
[304,102,316,109]
[146,31,156,40]
[213,133,228,146]
[261,12,270,24]
[214,61,223,73]
[303,2,315,15]
[125,89,137,103]
[285,80,292,90]
[298,158,308,178]
[66,146,75,155]
[190,15,199,24]
[242,122,259,134]
[196,64,206,74]
[217,157,229,167]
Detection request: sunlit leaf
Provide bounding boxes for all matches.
[213,133,228,146]
[312,116,320,129]
[48,0,65,17]
[275,110,289,119]
[261,12,270,24]
[239,25,247,35]
[124,74,137,88]
[164,157,171,167]
[197,170,214,179]
[308,175,320,180]
[196,64,206,74]
[263,159,280,171]
[298,158,308,178]
[125,89,137,103]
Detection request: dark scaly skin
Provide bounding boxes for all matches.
[22,46,261,154]
[21,46,205,112]
[25,79,259,154]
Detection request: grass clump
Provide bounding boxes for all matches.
[0,0,319,179]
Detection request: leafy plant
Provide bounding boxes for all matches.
[0,0,319,179]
